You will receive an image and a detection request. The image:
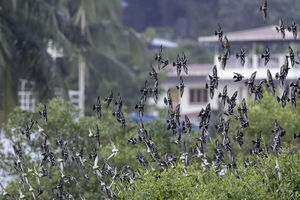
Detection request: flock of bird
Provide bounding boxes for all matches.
[2,1,300,199]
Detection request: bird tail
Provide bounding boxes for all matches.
[275,73,279,79]
[235,53,239,59]
[275,27,280,32]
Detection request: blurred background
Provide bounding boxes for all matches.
[1,0,300,124]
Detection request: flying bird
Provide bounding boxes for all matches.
[93,96,102,120]
[176,76,185,97]
[39,104,47,123]
[287,19,297,40]
[155,45,169,70]
[261,47,270,66]
[104,90,113,108]
[233,72,244,82]
[259,0,267,20]
[276,19,286,39]
[215,23,223,43]
[235,48,246,66]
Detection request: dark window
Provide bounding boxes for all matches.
[190,88,208,104]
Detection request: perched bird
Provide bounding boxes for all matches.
[155,45,169,70]
[277,90,290,108]
[215,23,223,43]
[259,0,268,20]
[236,48,246,66]
[276,19,286,39]
[261,47,270,66]
[176,76,185,97]
[287,19,297,40]
[93,96,102,120]
[104,90,113,108]
[233,72,244,82]
[266,69,276,95]
[39,104,47,123]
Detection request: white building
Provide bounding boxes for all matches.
[154,25,300,123]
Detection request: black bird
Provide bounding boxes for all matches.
[222,36,230,55]
[176,76,185,97]
[39,104,47,123]
[174,104,181,127]
[251,132,263,156]
[21,119,34,141]
[218,85,229,107]
[206,65,219,99]
[236,48,246,66]
[173,52,188,76]
[215,23,223,43]
[261,47,270,66]
[150,81,159,104]
[233,128,244,149]
[233,72,244,82]
[185,115,192,134]
[244,71,257,94]
[135,97,145,119]
[140,80,150,102]
[271,121,286,154]
[266,69,276,95]
[276,19,286,39]
[259,0,267,20]
[294,132,300,139]
[155,45,169,70]
[149,66,158,82]
[277,90,290,108]
[104,90,113,108]
[173,131,182,145]
[218,50,229,70]
[275,56,290,86]
[93,96,102,120]
[128,137,137,145]
[237,98,248,119]
[227,91,238,115]
[287,19,297,40]
[290,84,297,109]
[288,46,299,67]
[164,89,173,111]
[253,79,266,102]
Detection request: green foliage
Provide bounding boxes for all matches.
[227,90,300,156]
[120,150,300,200]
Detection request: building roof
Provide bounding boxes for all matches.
[166,64,213,77]
[198,25,300,44]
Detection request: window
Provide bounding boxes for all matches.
[190,88,208,104]
[18,79,36,112]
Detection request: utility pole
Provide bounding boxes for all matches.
[78,55,85,116]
